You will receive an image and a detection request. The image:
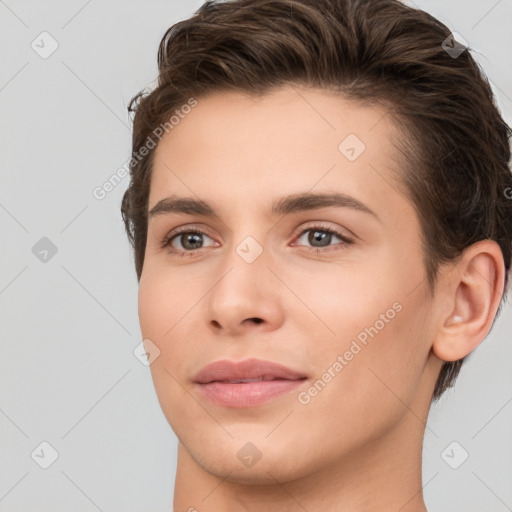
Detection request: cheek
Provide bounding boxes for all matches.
[298,260,430,403]
[284,263,397,347]
[334,292,429,412]
[292,298,430,460]
[138,267,205,378]
[138,266,188,340]
[138,274,165,340]
[138,271,196,424]
[138,271,188,385]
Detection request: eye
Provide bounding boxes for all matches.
[161,223,355,256]
[161,227,218,255]
[292,224,355,252]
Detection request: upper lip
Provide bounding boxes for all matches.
[193,358,307,384]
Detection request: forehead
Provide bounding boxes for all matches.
[153,85,399,157]
[149,85,407,219]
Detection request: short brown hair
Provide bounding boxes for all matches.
[121,0,512,401]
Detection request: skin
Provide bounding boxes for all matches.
[137,85,505,511]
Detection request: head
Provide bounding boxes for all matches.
[121,0,512,485]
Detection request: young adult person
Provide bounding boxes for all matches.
[121,0,512,510]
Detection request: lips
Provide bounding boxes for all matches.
[193,358,307,407]
[193,358,307,384]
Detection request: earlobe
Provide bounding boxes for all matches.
[432,240,505,363]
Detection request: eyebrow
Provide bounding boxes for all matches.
[148,192,380,222]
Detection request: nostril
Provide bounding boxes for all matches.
[249,317,264,324]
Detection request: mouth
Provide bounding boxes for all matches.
[193,358,308,408]
[211,376,292,383]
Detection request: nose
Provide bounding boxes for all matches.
[205,243,285,337]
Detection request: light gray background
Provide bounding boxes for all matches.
[1,1,511,511]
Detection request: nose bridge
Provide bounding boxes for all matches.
[219,212,270,280]
[214,232,270,303]
[205,228,284,332]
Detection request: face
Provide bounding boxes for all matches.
[138,85,441,484]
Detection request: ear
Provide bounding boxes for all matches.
[432,240,506,362]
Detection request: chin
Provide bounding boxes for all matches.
[194,450,307,486]
[180,429,314,485]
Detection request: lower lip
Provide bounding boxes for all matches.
[196,379,306,407]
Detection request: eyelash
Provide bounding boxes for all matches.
[160,223,355,257]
